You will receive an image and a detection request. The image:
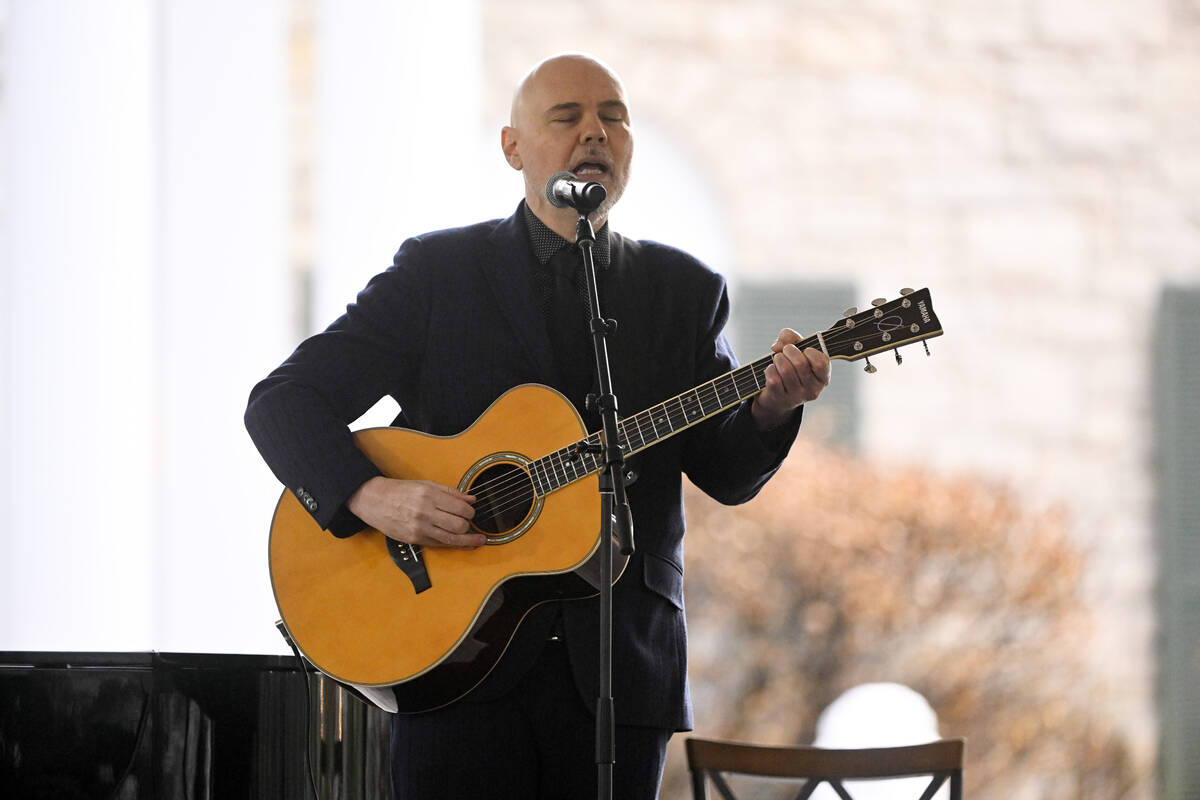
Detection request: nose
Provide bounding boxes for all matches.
[580,114,607,143]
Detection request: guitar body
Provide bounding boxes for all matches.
[266,289,944,713]
[269,384,626,713]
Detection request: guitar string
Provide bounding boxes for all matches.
[465,316,937,521]
[466,364,768,511]
[466,318,932,519]
[465,322,934,523]
[465,352,781,517]
[466,369,769,523]
[461,354,775,512]
[469,360,778,523]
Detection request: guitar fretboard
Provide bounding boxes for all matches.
[527,335,817,496]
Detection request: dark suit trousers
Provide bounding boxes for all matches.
[389,639,672,799]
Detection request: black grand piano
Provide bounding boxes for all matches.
[0,650,391,798]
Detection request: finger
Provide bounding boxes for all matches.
[770,328,802,354]
[442,533,488,550]
[774,345,827,402]
[771,345,806,391]
[434,491,475,522]
[761,354,793,402]
[404,510,484,548]
[429,520,487,549]
[421,479,474,501]
[802,347,831,384]
[431,486,477,520]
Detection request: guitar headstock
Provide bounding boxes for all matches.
[819,288,943,371]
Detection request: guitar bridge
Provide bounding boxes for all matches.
[386,539,432,593]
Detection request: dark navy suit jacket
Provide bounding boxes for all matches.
[245,204,801,730]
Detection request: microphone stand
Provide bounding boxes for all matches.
[573,209,635,800]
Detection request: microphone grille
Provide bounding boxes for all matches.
[545,171,578,208]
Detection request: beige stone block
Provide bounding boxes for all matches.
[1032,0,1170,49]
[788,17,895,69]
[1040,106,1153,161]
[924,101,1007,159]
[1009,57,1145,108]
[963,204,1090,289]
[935,0,1030,51]
[833,73,923,121]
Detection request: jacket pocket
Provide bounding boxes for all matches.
[642,551,684,611]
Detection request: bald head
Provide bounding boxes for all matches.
[501,53,634,239]
[509,54,625,126]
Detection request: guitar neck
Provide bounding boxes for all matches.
[527,340,811,497]
[526,287,943,497]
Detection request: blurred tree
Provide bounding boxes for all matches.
[662,442,1140,799]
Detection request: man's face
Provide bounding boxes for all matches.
[502,55,633,232]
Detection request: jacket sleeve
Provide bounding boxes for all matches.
[244,237,431,535]
[680,270,803,505]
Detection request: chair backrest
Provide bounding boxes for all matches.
[685,737,965,800]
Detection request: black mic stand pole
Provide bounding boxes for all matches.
[572,209,635,800]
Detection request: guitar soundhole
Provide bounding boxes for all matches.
[466,462,536,538]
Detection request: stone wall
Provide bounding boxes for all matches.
[483,0,1200,792]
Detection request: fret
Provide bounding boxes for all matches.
[549,451,568,490]
[633,411,654,445]
[620,418,635,449]
[621,417,644,451]
[663,398,682,431]
[672,396,692,428]
[757,356,771,382]
[697,381,721,416]
[531,458,548,496]
[536,355,781,492]
[684,388,705,423]
[524,291,943,500]
[715,373,741,406]
[563,449,580,482]
[650,405,673,439]
[640,411,657,441]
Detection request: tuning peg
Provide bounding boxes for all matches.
[871,297,886,307]
[894,349,903,365]
[900,287,914,296]
[863,357,877,374]
[843,307,858,318]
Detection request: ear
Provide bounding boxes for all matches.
[501,126,522,171]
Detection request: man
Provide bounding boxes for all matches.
[245,53,830,799]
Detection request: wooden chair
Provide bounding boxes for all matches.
[685,737,965,800]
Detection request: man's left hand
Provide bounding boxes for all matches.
[750,329,831,431]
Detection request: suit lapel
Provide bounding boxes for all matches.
[482,207,556,380]
[600,232,655,415]
[479,209,656,413]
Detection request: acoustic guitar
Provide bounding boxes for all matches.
[268,289,943,712]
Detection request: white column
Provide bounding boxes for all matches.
[311,0,485,330]
[0,0,487,655]
[153,0,291,654]
[0,1,158,649]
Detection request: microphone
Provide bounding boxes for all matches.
[545,171,607,212]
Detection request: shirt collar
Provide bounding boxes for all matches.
[522,201,611,269]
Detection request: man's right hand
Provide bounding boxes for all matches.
[346,476,485,549]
